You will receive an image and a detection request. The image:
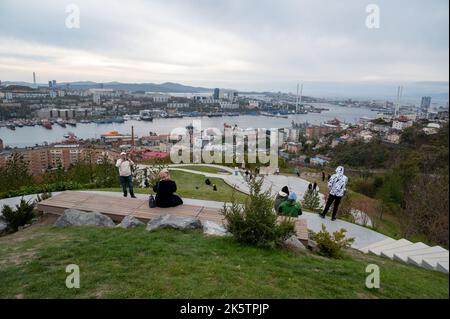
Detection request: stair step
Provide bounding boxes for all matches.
[422,256,450,271]
[368,239,412,256]
[394,246,447,263]
[380,242,428,259]
[408,251,449,267]
[436,261,449,274]
[358,238,396,253]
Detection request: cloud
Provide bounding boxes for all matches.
[0,0,448,91]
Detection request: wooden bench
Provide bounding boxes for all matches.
[37,191,309,244]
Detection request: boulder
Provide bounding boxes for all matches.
[117,215,145,229]
[146,214,201,231]
[54,209,115,228]
[307,239,319,252]
[283,235,306,251]
[201,220,228,236]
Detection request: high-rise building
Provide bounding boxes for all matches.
[52,80,57,88]
[420,96,431,115]
[213,88,220,100]
[48,81,53,88]
[33,72,36,88]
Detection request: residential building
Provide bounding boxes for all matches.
[167,102,190,108]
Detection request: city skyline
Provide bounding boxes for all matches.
[0,0,448,93]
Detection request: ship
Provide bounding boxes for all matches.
[207,112,223,117]
[42,120,52,129]
[56,118,66,127]
[139,110,154,121]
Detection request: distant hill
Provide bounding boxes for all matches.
[1,81,213,93]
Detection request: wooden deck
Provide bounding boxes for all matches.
[37,191,308,244]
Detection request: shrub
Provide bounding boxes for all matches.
[0,198,36,232]
[313,224,355,258]
[222,177,296,248]
[302,189,322,212]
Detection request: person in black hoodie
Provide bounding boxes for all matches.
[153,169,183,208]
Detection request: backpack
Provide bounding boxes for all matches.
[149,182,158,208]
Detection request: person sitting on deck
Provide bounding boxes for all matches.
[279,192,303,218]
[153,169,183,208]
[274,186,289,213]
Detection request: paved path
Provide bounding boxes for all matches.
[0,190,386,248]
[78,191,386,249]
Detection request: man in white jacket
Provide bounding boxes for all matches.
[320,166,348,221]
[116,152,136,198]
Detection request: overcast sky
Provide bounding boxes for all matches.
[0,0,448,92]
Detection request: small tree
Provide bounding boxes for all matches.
[222,177,296,248]
[313,224,355,258]
[302,189,322,212]
[0,198,36,232]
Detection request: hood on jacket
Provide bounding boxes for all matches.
[336,166,345,176]
[288,192,297,201]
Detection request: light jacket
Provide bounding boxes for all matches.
[116,159,134,177]
[328,166,348,197]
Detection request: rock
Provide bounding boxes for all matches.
[146,214,201,231]
[0,221,7,234]
[307,239,319,252]
[117,215,145,229]
[54,209,115,228]
[284,235,306,251]
[201,220,228,236]
[350,209,373,227]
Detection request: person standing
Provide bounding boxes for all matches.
[321,171,326,182]
[320,166,348,221]
[116,152,136,198]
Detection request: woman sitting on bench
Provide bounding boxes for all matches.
[153,169,183,208]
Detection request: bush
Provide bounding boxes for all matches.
[313,224,355,258]
[0,198,36,232]
[222,177,296,248]
[302,189,322,212]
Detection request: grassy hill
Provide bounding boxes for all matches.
[0,215,447,299]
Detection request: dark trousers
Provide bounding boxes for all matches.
[322,194,342,219]
[120,175,134,197]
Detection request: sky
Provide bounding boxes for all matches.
[0,0,448,96]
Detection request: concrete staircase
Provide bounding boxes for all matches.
[358,239,449,274]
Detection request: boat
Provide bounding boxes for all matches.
[112,116,125,123]
[139,110,154,121]
[207,112,223,117]
[67,119,77,126]
[42,120,52,129]
[56,118,66,127]
[6,123,16,130]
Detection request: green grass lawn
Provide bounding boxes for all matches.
[96,170,248,203]
[172,165,230,174]
[0,217,448,299]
